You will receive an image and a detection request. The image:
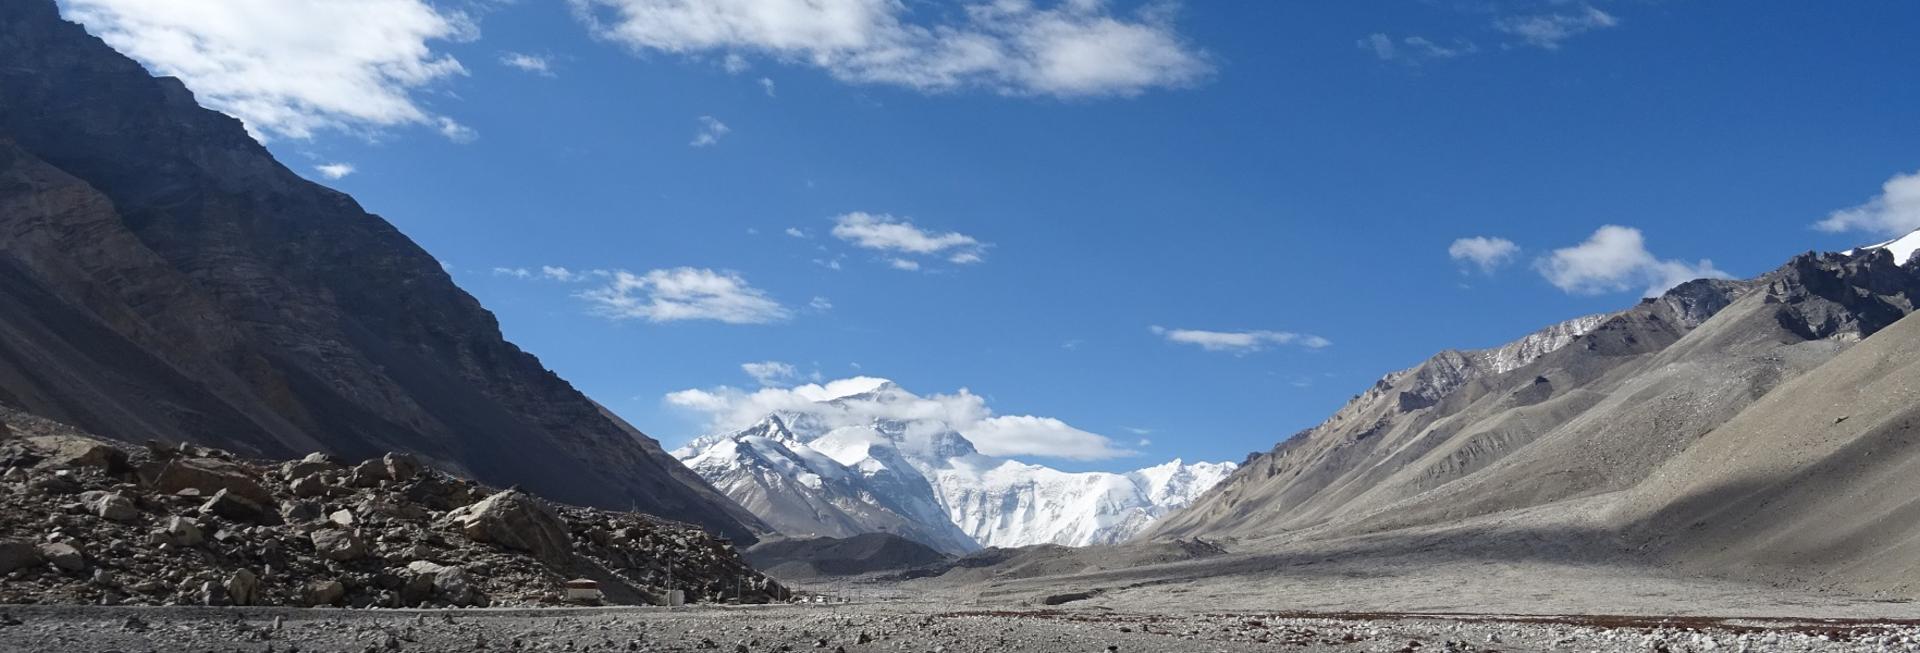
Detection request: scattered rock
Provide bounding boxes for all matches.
[280,453,341,481]
[227,568,259,606]
[281,499,324,523]
[306,579,347,606]
[200,488,277,524]
[82,491,138,522]
[383,453,420,482]
[142,457,272,505]
[310,529,367,562]
[26,436,127,471]
[160,516,204,547]
[0,541,41,574]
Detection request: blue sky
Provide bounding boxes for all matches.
[59,0,1920,471]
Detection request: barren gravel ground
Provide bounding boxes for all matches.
[4,602,1920,653]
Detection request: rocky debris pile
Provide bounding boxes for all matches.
[0,407,785,608]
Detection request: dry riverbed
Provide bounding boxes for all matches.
[4,604,1920,653]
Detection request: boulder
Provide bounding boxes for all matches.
[442,490,573,562]
[406,561,480,606]
[348,460,389,487]
[161,516,204,547]
[383,453,421,482]
[38,543,85,572]
[199,489,277,524]
[328,509,355,528]
[226,568,259,606]
[199,580,229,606]
[280,500,323,523]
[288,475,328,498]
[310,529,366,561]
[279,452,341,481]
[0,540,42,574]
[32,471,81,495]
[26,436,128,472]
[81,491,138,522]
[142,457,272,505]
[306,579,347,606]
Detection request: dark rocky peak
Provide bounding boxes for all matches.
[1763,249,1920,340]
[1640,278,1752,329]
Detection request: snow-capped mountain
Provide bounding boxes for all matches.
[1847,227,1920,265]
[673,382,1235,553]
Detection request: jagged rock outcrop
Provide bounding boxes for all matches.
[0,0,763,542]
[0,407,784,607]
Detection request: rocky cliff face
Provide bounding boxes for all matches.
[0,0,763,543]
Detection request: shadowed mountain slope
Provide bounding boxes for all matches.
[0,0,763,542]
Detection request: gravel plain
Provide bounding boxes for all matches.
[5,602,1920,653]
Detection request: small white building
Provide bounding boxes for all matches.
[563,579,603,603]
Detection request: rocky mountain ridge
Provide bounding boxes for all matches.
[0,0,762,542]
[1143,242,1920,595]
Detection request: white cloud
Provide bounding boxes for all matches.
[759,77,777,97]
[578,267,789,324]
[784,227,808,238]
[690,115,731,147]
[314,163,356,180]
[666,376,1133,460]
[566,0,1210,98]
[62,0,474,142]
[1535,225,1730,296]
[1495,5,1618,50]
[832,212,987,268]
[741,361,799,387]
[1449,236,1520,273]
[1150,325,1331,354]
[808,296,834,311]
[501,52,555,76]
[492,267,532,279]
[1815,169,1920,237]
[437,117,479,143]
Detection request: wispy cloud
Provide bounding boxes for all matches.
[578,267,789,324]
[500,51,555,76]
[567,0,1211,98]
[1359,33,1476,64]
[741,361,799,387]
[1150,326,1331,354]
[63,0,475,141]
[831,212,988,269]
[1495,5,1619,50]
[690,115,730,147]
[1535,225,1729,296]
